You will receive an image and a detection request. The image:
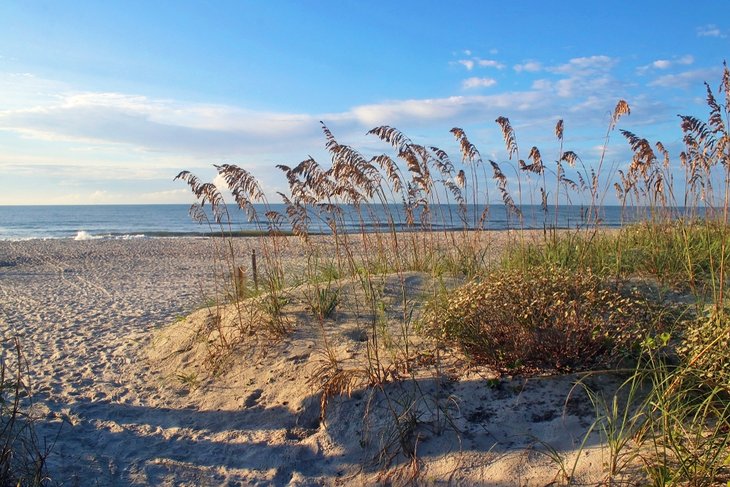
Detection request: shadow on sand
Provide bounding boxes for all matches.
[34,371,633,485]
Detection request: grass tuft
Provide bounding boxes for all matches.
[1,338,52,486]
[172,63,730,484]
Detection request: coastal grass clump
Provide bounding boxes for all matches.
[625,319,730,487]
[173,63,730,484]
[419,266,664,373]
[503,221,729,296]
[617,222,729,292]
[1,338,51,487]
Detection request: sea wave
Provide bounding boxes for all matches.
[0,232,207,241]
[73,231,148,241]
[74,231,103,241]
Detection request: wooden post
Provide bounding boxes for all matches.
[235,266,246,298]
[252,249,258,292]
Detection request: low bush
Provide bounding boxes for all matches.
[677,311,730,393]
[420,266,663,373]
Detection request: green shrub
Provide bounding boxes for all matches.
[420,267,662,373]
[677,311,730,392]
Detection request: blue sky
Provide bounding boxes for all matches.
[0,0,728,205]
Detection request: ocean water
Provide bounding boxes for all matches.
[0,203,648,241]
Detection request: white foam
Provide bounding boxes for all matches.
[72,231,148,241]
[73,231,103,241]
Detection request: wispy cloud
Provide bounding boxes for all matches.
[48,188,195,205]
[548,56,617,76]
[637,55,694,74]
[1,56,669,205]
[0,72,71,109]
[514,61,542,73]
[0,157,192,182]
[476,59,505,69]
[697,24,725,38]
[0,91,325,156]
[531,79,552,90]
[347,92,551,127]
[135,188,196,203]
[0,71,575,151]
[0,59,634,156]
[649,68,719,89]
[509,55,623,101]
[677,55,694,65]
[555,76,614,98]
[457,56,505,71]
[462,77,497,89]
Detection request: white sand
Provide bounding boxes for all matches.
[0,236,632,486]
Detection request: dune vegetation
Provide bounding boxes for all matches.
[0,337,51,486]
[166,63,730,485]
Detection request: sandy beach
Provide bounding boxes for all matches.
[1,236,623,486]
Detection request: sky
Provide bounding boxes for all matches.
[0,0,728,205]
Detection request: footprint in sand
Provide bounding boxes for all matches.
[243,389,263,408]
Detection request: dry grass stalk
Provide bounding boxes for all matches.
[174,66,730,484]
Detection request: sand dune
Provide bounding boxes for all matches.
[0,237,627,485]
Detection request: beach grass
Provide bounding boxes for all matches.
[171,64,730,484]
[0,337,50,486]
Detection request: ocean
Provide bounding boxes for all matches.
[0,203,651,241]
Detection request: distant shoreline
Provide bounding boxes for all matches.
[0,226,604,242]
[1,203,684,241]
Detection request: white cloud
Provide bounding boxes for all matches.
[637,55,695,74]
[0,91,324,156]
[531,79,552,90]
[514,61,542,73]
[9,46,693,206]
[476,59,505,69]
[0,72,70,109]
[0,61,652,205]
[649,68,719,89]
[462,77,497,89]
[678,55,694,65]
[212,172,230,190]
[350,97,468,126]
[457,57,505,70]
[348,91,549,126]
[697,24,725,38]
[569,96,608,113]
[2,84,530,153]
[549,56,617,76]
[554,75,613,98]
[0,158,191,182]
[56,188,196,205]
[0,64,631,156]
[555,78,578,98]
[135,188,193,204]
[88,190,113,203]
[458,59,475,70]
